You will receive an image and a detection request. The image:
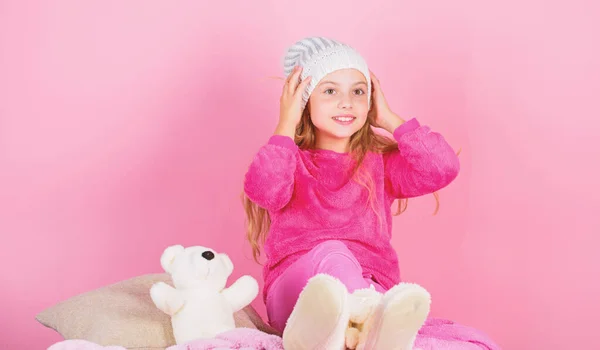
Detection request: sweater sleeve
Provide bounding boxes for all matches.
[383,118,460,198]
[243,135,298,212]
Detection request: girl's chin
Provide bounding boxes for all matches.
[317,129,361,140]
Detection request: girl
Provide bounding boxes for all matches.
[243,37,460,350]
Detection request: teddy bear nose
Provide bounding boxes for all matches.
[201,251,215,260]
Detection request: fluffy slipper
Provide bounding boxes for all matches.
[282,273,350,350]
[348,285,383,324]
[360,283,430,350]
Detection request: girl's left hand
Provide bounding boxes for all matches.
[370,71,405,133]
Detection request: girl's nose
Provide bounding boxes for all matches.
[338,95,352,109]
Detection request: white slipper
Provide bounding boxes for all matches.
[282,273,350,350]
[361,282,430,350]
[348,285,383,324]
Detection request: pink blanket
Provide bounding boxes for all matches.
[49,318,500,350]
[415,317,501,349]
[48,328,283,350]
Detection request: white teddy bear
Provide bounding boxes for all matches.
[149,245,259,345]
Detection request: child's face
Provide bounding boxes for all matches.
[308,68,370,144]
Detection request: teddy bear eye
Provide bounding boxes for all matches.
[201,251,215,260]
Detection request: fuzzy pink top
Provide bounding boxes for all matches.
[243,118,460,302]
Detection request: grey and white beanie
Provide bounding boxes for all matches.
[283,36,371,109]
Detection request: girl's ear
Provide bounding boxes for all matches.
[303,103,311,119]
[367,106,377,123]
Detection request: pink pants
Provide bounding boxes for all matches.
[265,240,387,333]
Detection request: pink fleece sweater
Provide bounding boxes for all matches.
[243,118,460,302]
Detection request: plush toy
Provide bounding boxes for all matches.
[149,245,259,344]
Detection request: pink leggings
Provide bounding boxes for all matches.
[265,240,387,333]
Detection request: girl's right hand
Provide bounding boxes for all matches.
[275,66,312,138]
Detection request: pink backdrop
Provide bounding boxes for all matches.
[1,0,599,349]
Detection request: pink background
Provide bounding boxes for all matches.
[1,0,599,349]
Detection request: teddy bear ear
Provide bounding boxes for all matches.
[160,245,184,274]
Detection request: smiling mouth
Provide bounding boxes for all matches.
[332,115,356,125]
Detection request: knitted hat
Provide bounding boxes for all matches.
[283,36,371,109]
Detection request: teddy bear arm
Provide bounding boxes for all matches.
[150,282,185,316]
[221,275,259,312]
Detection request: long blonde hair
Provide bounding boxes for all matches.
[243,104,443,263]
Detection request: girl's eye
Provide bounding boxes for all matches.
[354,89,365,95]
[324,89,335,95]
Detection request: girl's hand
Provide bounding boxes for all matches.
[275,66,312,138]
[369,71,405,133]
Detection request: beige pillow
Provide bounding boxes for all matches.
[36,273,277,349]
